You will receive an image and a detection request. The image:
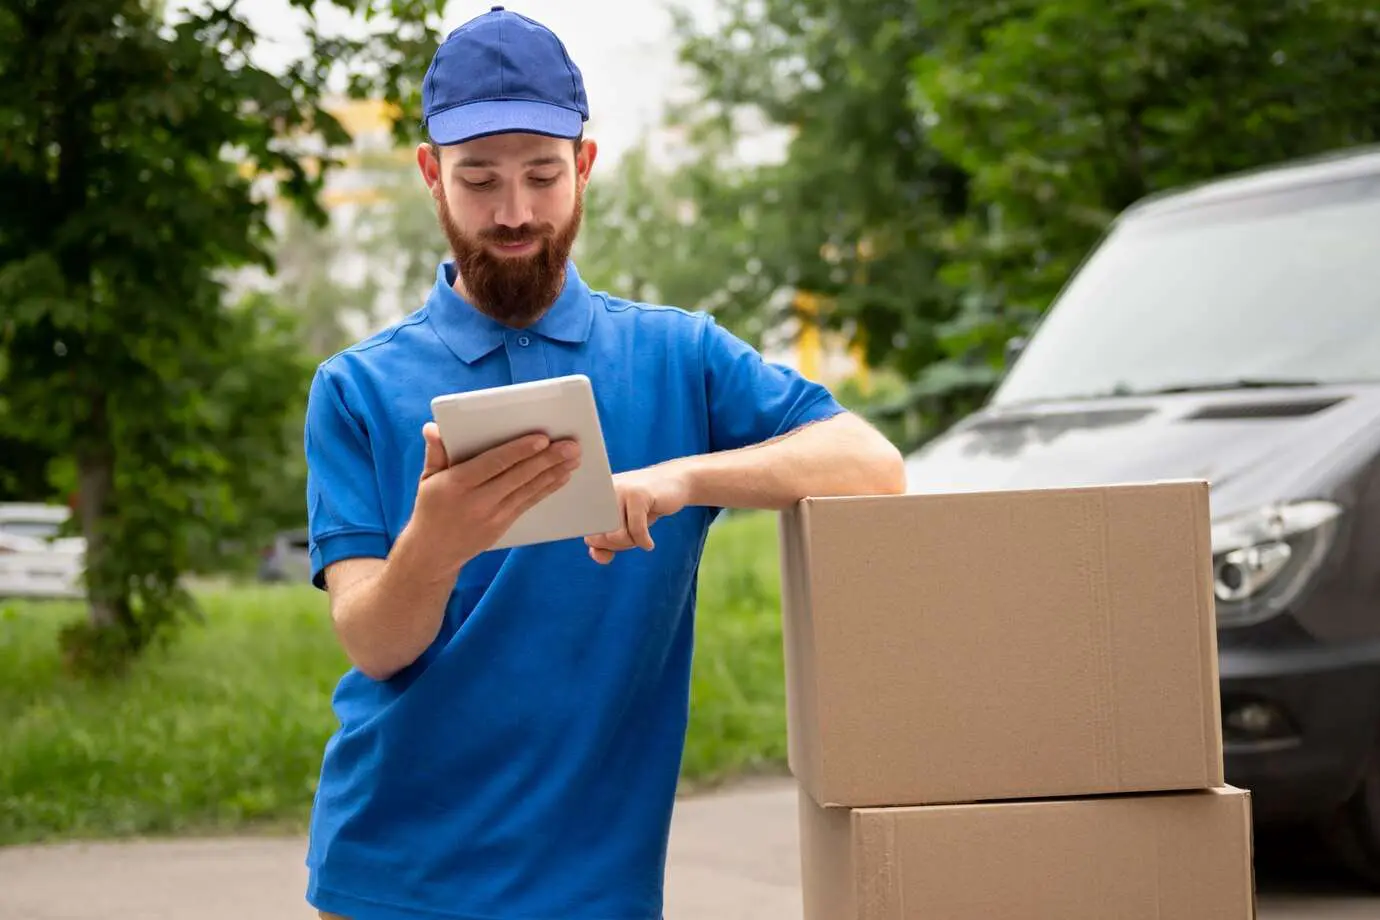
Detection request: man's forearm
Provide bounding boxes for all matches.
[676,411,906,510]
[329,524,460,681]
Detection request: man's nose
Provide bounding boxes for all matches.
[493,186,534,228]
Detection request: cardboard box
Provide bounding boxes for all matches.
[780,481,1224,808]
[799,785,1256,920]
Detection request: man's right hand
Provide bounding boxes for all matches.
[321,422,579,681]
[405,421,581,577]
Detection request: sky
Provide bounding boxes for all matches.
[216,0,723,165]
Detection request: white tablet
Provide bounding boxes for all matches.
[429,374,622,551]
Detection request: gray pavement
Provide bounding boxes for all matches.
[0,777,1374,919]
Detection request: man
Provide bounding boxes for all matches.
[302,6,905,919]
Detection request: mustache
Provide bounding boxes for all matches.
[480,223,556,245]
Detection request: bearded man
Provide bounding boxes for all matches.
[300,7,906,920]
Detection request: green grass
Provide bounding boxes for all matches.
[0,510,788,845]
[683,510,789,785]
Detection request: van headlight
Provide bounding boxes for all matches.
[1210,501,1341,627]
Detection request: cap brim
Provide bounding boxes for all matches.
[427,99,585,145]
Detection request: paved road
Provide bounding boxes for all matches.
[0,778,1374,919]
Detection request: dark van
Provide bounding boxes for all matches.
[901,145,1380,884]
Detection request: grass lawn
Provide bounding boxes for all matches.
[0,510,788,845]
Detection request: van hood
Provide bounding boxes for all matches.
[902,384,1380,521]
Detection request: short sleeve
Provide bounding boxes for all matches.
[701,314,846,453]
[303,364,390,589]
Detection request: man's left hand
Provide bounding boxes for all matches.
[585,464,692,564]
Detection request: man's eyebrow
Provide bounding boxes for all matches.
[454,156,566,169]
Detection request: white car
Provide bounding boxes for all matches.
[0,503,85,600]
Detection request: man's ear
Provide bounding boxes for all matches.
[575,137,598,186]
[417,142,443,199]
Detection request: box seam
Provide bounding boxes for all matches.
[805,499,822,800]
[798,498,827,803]
[1191,483,1222,785]
[1091,488,1119,790]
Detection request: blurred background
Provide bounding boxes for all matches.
[2,0,1379,914]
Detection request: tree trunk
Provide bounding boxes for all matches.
[47,12,137,639]
[76,399,134,636]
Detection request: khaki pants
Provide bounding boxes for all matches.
[318,914,348,920]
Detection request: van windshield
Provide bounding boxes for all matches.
[991,169,1380,407]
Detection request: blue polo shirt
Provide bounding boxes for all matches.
[302,260,844,920]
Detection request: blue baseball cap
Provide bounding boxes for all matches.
[422,6,589,146]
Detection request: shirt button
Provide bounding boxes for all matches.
[517,335,531,347]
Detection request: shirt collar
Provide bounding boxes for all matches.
[426,259,595,365]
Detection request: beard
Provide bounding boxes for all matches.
[437,184,584,328]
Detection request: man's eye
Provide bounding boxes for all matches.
[462,178,495,191]
[530,175,559,187]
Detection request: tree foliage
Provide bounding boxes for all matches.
[910,0,1380,364]
[572,135,771,341]
[680,2,950,329]
[668,0,987,442]
[248,147,450,544]
[668,0,1380,447]
[0,0,447,671]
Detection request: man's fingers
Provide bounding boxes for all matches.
[455,432,560,486]
[589,546,615,565]
[493,456,576,522]
[586,529,635,551]
[421,423,449,479]
[626,496,655,551]
[480,441,579,503]
[582,488,659,557]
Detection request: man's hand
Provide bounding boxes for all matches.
[407,422,582,578]
[585,464,691,564]
[323,423,582,681]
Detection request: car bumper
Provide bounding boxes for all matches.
[0,573,83,600]
[1218,640,1380,824]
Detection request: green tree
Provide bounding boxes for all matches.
[573,134,781,341]
[669,0,983,447]
[0,0,447,671]
[273,205,384,361]
[265,145,449,364]
[576,139,692,306]
[670,0,1380,448]
[363,150,452,292]
[253,147,447,549]
[909,0,1380,370]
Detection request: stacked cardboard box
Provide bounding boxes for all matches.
[779,480,1256,919]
